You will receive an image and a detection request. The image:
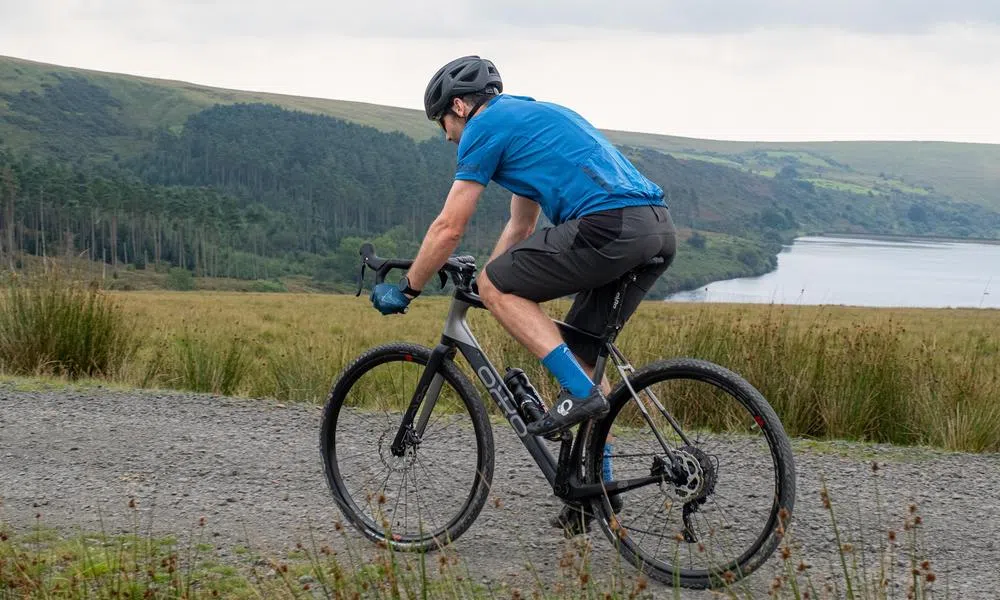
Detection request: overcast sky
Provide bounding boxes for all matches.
[2,1,998,143]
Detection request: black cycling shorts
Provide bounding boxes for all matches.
[485,204,676,365]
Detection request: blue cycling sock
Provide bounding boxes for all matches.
[541,343,593,398]
[602,443,614,482]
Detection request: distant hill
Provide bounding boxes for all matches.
[2,54,998,212]
[0,54,998,295]
[606,132,1000,211]
[0,55,437,159]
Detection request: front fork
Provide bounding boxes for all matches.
[390,344,453,457]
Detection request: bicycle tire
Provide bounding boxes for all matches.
[583,357,796,589]
[320,342,494,551]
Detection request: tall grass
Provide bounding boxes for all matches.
[3,289,998,452]
[0,272,139,378]
[261,342,341,402]
[652,308,916,445]
[140,333,252,396]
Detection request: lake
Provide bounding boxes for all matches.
[665,236,1000,309]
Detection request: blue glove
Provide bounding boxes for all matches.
[370,283,411,315]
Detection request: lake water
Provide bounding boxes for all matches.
[665,236,1000,309]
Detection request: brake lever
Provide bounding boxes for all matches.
[438,271,448,289]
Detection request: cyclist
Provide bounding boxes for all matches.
[370,55,677,530]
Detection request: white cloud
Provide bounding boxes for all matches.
[0,2,998,143]
[6,0,997,38]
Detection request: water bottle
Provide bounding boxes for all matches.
[503,368,546,423]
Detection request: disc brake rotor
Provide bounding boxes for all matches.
[673,446,717,543]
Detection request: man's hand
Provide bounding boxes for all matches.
[370,283,411,315]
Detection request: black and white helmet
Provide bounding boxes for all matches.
[424,56,503,121]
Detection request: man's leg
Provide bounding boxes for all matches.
[476,267,611,395]
[548,216,675,535]
[478,269,608,433]
[476,269,564,359]
[580,361,611,396]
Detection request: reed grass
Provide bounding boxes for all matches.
[2,283,998,452]
[0,272,139,379]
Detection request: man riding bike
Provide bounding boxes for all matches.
[370,55,677,533]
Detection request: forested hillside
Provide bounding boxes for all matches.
[1,56,999,296]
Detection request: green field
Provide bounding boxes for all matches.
[2,274,998,452]
[609,131,1000,209]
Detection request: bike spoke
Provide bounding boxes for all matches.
[413,455,446,535]
[630,491,669,550]
[621,522,676,540]
[351,464,389,503]
[590,359,793,587]
[392,468,406,532]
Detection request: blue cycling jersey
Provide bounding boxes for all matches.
[454,95,666,226]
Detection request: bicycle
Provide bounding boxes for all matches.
[320,243,796,589]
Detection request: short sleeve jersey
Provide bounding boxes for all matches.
[454,94,666,225]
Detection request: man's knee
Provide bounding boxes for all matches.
[477,269,502,308]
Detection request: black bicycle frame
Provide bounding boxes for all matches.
[389,281,673,503]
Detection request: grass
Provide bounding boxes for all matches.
[663,151,746,168]
[606,130,1000,210]
[665,148,938,202]
[13,253,324,293]
[0,271,140,379]
[0,508,650,599]
[758,151,835,169]
[0,269,998,451]
[0,54,439,146]
[804,178,882,196]
[0,464,945,599]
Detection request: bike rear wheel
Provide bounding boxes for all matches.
[320,343,494,551]
[585,358,795,589]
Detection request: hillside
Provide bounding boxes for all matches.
[0,55,437,159]
[0,54,998,296]
[607,131,1000,210]
[2,54,998,212]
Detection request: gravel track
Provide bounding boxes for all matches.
[1,383,998,598]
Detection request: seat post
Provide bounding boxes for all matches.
[601,271,639,344]
[601,256,666,343]
[590,256,666,374]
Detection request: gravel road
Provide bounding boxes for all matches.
[1,383,998,598]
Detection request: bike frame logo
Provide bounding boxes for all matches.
[476,365,528,438]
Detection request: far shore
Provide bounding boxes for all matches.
[816,231,1000,245]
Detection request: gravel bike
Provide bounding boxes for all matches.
[320,243,796,588]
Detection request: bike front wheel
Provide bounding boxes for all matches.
[320,343,494,552]
[586,358,795,589]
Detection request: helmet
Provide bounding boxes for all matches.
[423,56,503,121]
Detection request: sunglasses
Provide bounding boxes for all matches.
[433,110,452,132]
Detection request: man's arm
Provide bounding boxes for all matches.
[405,180,485,292]
[488,194,541,263]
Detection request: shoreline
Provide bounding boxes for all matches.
[816,231,1000,245]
